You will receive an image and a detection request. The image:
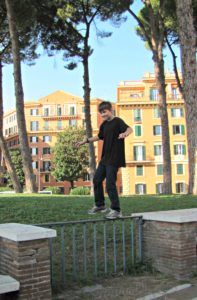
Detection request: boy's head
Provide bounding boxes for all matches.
[98,101,113,121]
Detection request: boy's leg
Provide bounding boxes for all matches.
[105,165,120,212]
[93,162,106,207]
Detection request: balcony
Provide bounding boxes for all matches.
[126,155,155,164]
[42,113,81,120]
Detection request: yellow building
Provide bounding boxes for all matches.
[3,91,107,193]
[117,72,188,195]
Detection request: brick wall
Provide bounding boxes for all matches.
[0,237,52,300]
[142,220,197,280]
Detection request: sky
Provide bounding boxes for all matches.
[2,2,181,112]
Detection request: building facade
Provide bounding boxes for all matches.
[2,90,120,194]
[117,72,188,195]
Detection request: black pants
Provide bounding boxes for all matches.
[93,162,120,212]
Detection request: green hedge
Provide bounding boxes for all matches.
[70,186,90,195]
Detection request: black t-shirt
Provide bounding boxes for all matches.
[98,117,129,168]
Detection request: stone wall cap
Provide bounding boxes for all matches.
[0,223,57,241]
[0,275,20,294]
[132,208,197,223]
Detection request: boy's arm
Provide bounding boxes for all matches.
[118,127,133,139]
[75,135,100,147]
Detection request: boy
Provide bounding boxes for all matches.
[76,101,133,219]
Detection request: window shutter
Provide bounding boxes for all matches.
[143,184,147,194]
[181,125,185,135]
[183,144,185,154]
[154,145,156,156]
[142,146,146,160]
[133,146,137,160]
[150,89,153,100]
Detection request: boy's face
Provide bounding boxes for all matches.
[100,109,113,121]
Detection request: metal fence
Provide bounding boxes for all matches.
[36,216,143,288]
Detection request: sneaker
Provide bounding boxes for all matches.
[105,209,122,220]
[88,206,108,215]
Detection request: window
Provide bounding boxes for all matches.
[136,165,143,176]
[133,145,146,161]
[135,184,146,195]
[83,173,90,181]
[30,109,38,116]
[176,182,186,193]
[32,161,38,169]
[57,106,62,116]
[177,164,184,175]
[57,120,62,130]
[153,125,161,135]
[43,161,51,171]
[69,119,77,127]
[172,88,178,99]
[31,147,38,155]
[30,121,39,131]
[45,174,50,182]
[44,107,49,116]
[171,108,184,117]
[173,125,185,135]
[174,144,186,155]
[150,88,158,101]
[82,119,86,128]
[82,106,85,113]
[134,108,141,122]
[156,183,163,194]
[135,125,142,137]
[44,121,49,130]
[69,106,76,115]
[157,164,163,175]
[43,147,51,155]
[153,107,160,118]
[43,135,52,142]
[154,145,162,156]
[30,136,38,143]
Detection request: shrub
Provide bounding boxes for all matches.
[44,186,62,194]
[0,186,14,192]
[70,186,90,195]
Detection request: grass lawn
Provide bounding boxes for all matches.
[0,194,196,224]
[1,193,197,289]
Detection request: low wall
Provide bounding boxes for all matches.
[133,208,197,280]
[0,223,56,300]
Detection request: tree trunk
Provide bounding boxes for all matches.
[70,180,74,189]
[83,38,96,196]
[5,0,36,192]
[145,0,172,194]
[0,60,22,192]
[175,0,197,194]
[128,3,172,194]
[153,48,172,194]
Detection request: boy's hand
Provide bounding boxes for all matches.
[75,140,86,148]
[118,127,133,139]
[118,132,129,139]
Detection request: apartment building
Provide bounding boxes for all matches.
[2,90,119,194]
[117,72,188,194]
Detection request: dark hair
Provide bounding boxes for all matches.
[98,101,112,113]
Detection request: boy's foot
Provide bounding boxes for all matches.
[88,206,108,215]
[105,209,122,220]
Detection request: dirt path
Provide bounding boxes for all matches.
[53,273,191,300]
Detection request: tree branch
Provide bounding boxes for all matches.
[127,6,153,51]
[165,34,183,94]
